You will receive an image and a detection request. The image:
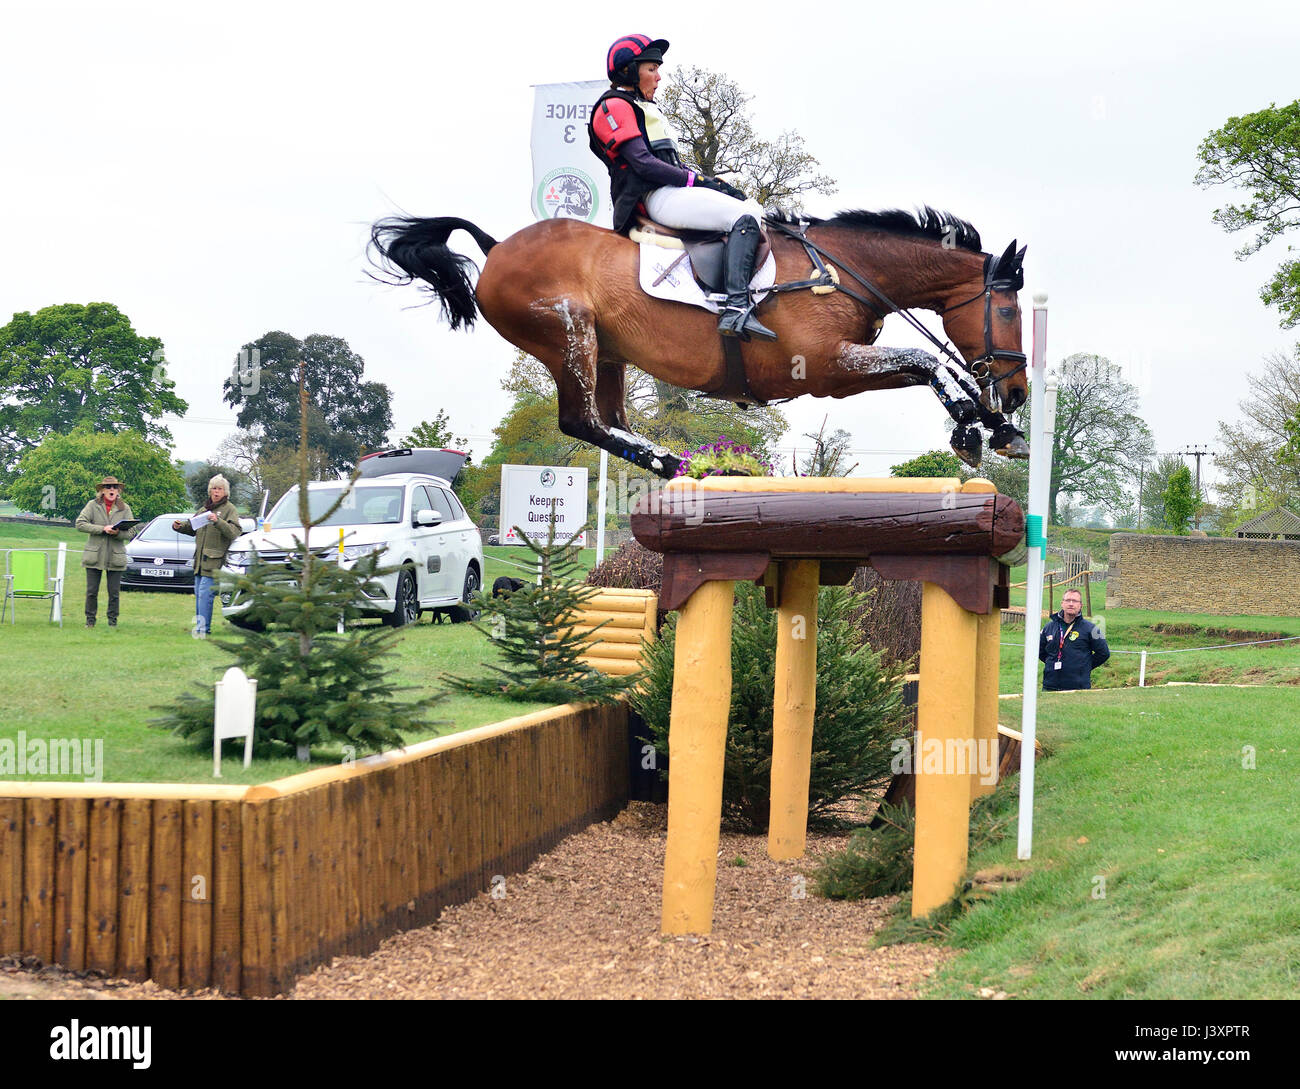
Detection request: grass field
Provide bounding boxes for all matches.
[925,684,1300,999]
[0,526,609,783]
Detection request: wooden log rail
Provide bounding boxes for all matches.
[630,477,1025,927]
[0,701,628,996]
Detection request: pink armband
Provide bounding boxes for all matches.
[686,172,695,186]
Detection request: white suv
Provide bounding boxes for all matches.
[220,449,483,628]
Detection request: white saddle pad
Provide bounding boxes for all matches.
[636,239,776,313]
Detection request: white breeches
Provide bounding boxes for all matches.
[644,185,764,232]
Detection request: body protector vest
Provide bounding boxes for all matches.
[588,89,685,233]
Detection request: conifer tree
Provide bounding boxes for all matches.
[155,362,440,756]
[443,507,635,704]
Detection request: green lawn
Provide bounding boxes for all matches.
[0,527,566,784]
[925,684,1300,999]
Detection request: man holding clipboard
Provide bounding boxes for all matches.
[75,476,142,628]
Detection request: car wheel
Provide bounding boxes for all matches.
[449,566,481,623]
[227,612,265,633]
[384,568,420,628]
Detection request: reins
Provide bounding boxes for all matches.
[763,217,1027,390]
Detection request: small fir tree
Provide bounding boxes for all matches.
[443,507,635,704]
[633,581,910,832]
[154,362,440,756]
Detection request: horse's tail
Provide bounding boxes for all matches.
[368,216,499,331]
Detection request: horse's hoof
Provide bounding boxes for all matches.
[991,431,1031,459]
[951,427,983,469]
[651,453,681,480]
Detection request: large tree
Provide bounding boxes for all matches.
[222,331,393,474]
[0,302,188,481]
[660,65,836,212]
[402,409,471,454]
[1162,465,1199,534]
[1214,347,1300,521]
[8,427,188,524]
[1196,100,1300,328]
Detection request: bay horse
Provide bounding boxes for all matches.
[369,207,1031,478]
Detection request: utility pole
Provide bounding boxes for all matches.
[1177,447,1211,529]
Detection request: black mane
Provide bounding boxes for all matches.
[770,206,983,253]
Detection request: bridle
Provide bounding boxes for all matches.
[765,218,1027,395]
[937,254,1029,387]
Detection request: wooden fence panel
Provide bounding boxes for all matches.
[149,799,182,990]
[85,798,121,975]
[116,799,151,981]
[181,800,213,991]
[211,799,242,994]
[0,798,23,953]
[53,798,88,971]
[22,797,56,962]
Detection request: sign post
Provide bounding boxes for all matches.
[498,464,589,547]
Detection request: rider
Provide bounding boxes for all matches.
[588,34,775,342]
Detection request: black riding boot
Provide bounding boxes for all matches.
[717,215,776,342]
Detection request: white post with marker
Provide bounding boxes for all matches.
[596,449,608,566]
[1018,293,1058,860]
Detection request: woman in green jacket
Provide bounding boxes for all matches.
[75,476,141,628]
[173,475,243,637]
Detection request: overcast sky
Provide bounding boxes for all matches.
[4,0,1298,494]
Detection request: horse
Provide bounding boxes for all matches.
[368,206,1031,479]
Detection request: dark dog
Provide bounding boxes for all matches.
[492,576,526,599]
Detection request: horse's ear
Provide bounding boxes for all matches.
[1000,239,1018,268]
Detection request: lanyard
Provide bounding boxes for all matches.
[1056,620,1077,661]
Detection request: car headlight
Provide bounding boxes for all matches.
[341,544,385,562]
[226,551,251,570]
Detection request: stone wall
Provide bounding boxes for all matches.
[1107,533,1300,615]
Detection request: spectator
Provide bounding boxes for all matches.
[1038,588,1110,691]
[75,476,141,628]
[173,474,243,637]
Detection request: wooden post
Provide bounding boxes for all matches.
[912,582,978,917]
[1084,570,1092,616]
[972,609,1000,800]
[1048,572,1054,616]
[963,480,1000,801]
[661,579,735,935]
[768,560,820,860]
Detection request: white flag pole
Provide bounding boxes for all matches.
[596,449,608,565]
[1018,293,1055,859]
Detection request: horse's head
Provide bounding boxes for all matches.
[938,240,1029,415]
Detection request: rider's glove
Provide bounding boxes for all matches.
[693,175,747,201]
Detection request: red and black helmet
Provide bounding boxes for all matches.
[606,34,669,85]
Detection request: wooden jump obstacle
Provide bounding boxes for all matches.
[630,476,1025,930]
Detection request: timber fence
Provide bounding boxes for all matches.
[0,700,628,996]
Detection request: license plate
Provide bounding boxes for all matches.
[141,567,174,577]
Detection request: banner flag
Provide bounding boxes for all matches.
[529,80,611,227]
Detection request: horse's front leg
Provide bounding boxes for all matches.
[829,342,987,468]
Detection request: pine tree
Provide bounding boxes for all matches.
[154,362,441,756]
[443,508,635,704]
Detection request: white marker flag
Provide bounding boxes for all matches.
[529,80,611,227]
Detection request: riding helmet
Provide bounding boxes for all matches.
[606,34,669,85]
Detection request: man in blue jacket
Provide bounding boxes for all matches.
[1039,589,1110,690]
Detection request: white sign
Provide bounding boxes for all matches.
[530,80,611,227]
[499,464,588,546]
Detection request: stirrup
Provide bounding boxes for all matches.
[718,303,776,342]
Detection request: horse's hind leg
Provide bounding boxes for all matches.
[544,303,681,478]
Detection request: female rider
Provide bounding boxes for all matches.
[588,34,775,341]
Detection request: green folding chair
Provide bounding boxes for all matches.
[2,549,64,627]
